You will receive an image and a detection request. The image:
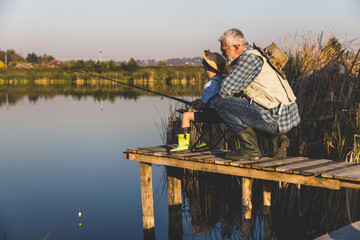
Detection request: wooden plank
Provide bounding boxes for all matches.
[277,159,333,172]
[252,157,308,169]
[202,158,216,164]
[153,151,169,157]
[139,145,172,152]
[211,149,231,155]
[170,151,211,158]
[322,164,360,178]
[125,152,343,190]
[335,170,360,180]
[214,159,233,165]
[295,162,355,175]
[126,148,141,153]
[229,157,274,167]
[190,154,218,160]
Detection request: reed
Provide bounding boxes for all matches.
[283,33,360,162]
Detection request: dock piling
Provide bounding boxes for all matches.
[167,167,183,239]
[263,182,272,240]
[242,177,252,220]
[140,162,156,239]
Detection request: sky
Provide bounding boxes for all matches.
[0,0,359,61]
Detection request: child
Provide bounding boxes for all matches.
[171,50,227,152]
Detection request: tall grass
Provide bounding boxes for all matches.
[283,33,360,162]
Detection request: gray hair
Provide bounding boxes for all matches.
[219,28,248,46]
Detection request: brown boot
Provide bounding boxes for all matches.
[224,128,262,161]
[270,134,290,158]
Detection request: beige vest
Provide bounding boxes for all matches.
[241,49,297,111]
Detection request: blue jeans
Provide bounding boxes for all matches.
[215,97,278,134]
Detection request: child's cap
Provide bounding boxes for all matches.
[203,50,228,74]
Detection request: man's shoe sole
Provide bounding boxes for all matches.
[273,138,290,159]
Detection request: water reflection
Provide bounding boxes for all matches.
[0,78,204,109]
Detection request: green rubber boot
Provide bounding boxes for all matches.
[270,134,290,159]
[171,132,190,153]
[224,128,262,161]
[196,130,210,149]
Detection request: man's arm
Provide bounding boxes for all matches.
[219,53,263,98]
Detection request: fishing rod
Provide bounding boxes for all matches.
[70,70,192,105]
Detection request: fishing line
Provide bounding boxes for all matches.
[69,70,192,106]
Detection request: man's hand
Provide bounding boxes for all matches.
[191,99,206,110]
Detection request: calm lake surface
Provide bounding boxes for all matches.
[0,95,178,239]
[1,83,358,240]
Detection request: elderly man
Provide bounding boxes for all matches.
[215,28,300,160]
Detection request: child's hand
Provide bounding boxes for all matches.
[191,99,206,110]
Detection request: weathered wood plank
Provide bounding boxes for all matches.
[252,157,308,169]
[153,152,170,157]
[190,154,218,160]
[139,145,174,152]
[277,159,333,172]
[335,171,360,180]
[229,157,274,167]
[126,148,141,153]
[211,149,231,155]
[125,152,342,189]
[322,164,360,178]
[214,159,233,165]
[170,151,211,158]
[295,162,355,175]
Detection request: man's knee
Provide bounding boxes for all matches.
[183,111,194,121]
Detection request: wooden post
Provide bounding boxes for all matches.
[241,177,252,240]
[140,162,156,240]
[242,178,252,220]
[167,167,183,240]
[263,182,272,240]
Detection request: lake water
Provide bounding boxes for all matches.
[0,95,177,239]
[1,88,358,240]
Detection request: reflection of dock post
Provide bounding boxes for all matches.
[140,162,156,240]
[242,177,252,240]
[167,167,183,240]
[263,182,272,240]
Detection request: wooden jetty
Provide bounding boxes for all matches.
[123,145,360,239]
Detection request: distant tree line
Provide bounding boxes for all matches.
[0,49,56,66]
[62,57,140,73]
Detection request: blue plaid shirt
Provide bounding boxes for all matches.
[219,45,300,133]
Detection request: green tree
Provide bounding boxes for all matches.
[41,54,55,63]
[0,49,24,65]
[26,52,40,64]
[124,58,139,72]
[156,61,167,67]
